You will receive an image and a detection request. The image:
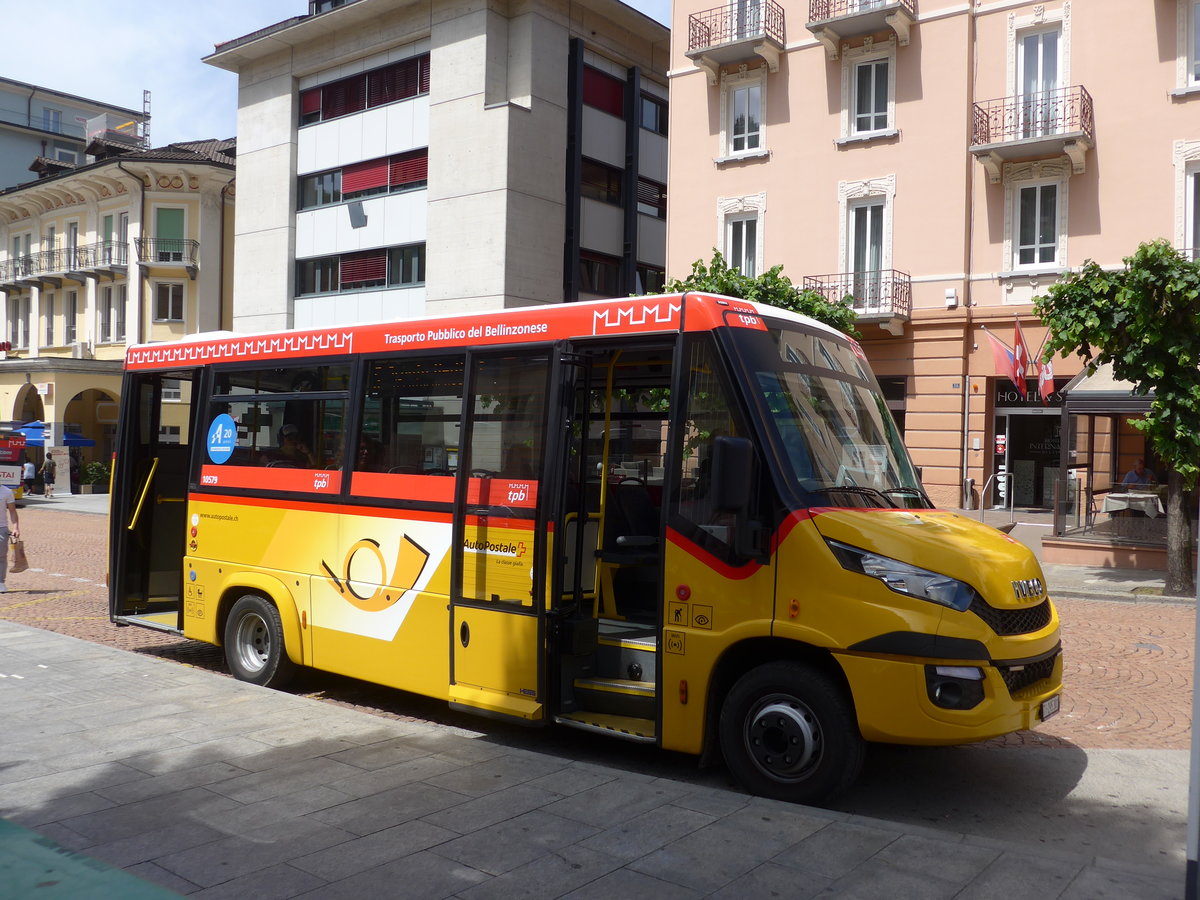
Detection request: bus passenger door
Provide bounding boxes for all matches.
[448,349,560,722]
[110,370,198,632]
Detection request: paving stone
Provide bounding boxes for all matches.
[86,820,228,869]
[456,843,625,900]
[311,780,470,835]
[543,776,689,828]
[577,803,716,862]
[155,816,355,888]
[190,862,328,900]
[430,809,600,876]
[421,782,567,834]
[955,851,1085,899]
[709,860,832,899]
[559,865,704,900]
[59,786,240,844]
[292,848,490,899]
[290,819,459,882]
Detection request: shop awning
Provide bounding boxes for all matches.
[1060,363,1153,414]
[14,422,96,447]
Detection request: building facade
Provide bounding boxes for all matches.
[204,0,669,334]
[668,0,1200,510]
[0,77,148,192]
[0,139,235,485]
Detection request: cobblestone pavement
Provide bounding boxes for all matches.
[3,507,1193,752]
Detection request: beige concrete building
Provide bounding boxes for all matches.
[668,0,1200,515]
[204,0,669,334]
[0,138,235,487]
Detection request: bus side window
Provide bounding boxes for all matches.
[673,336,752,557]
[353,355,465,493]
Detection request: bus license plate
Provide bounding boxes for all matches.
[1040,695,1060,721]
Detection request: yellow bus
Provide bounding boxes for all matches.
[109,293,1061,803]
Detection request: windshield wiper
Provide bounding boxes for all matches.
[809,485,891,507]
[880,486,934,509]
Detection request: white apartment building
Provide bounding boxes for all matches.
[204,0,669,333]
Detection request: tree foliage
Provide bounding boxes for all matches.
[660,251,859,336]
[1034,240,1200,487]
[1034,239,1200,594]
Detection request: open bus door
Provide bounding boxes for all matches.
[448,348,568,722]
[110,369,197,633]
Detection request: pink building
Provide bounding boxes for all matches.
[667,0,1200,520]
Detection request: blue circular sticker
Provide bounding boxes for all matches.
[207,414,237,464]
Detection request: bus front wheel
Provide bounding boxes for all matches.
[719,661,864,806]
[224,595,296,689]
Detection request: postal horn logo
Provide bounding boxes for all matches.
[322,535,430,612]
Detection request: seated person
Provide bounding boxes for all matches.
[267,423,316,467]
[1122,457,1155,487]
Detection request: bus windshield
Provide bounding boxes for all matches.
[733,321,928,509]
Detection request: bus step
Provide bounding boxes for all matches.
[573,676,656,720]
[554,711,656,744]
[596,627,657,684]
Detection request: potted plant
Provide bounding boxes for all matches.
[80,461,110,494]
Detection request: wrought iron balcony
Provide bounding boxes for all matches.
[135,238,200,279]
[804,269,911,334]
[807,0,916,59]
[0,242,131,289]
[686,0,786,82]
[970,85,1094,183]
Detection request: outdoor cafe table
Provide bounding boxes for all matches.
[1102,491,1165,518]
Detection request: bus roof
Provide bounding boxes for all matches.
[124,293,848,371]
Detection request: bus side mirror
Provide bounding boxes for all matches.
[712,435,754,514]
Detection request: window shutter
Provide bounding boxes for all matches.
[583,67,625,118]
[389,149,428,187]
[300,88,322,116]
[340,250,387,285]
[637,178,665,209]
[419,54,430,94]
[323,76,364,119]
[341,158,390,194]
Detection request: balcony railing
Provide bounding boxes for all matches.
[135,238,200,278]
[0,242,130,287]
[687,0,785,78]
[807,0,916,57]
[804,270,912,323]
[972,85,1094,147]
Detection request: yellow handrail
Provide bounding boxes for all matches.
[126,457,159,531]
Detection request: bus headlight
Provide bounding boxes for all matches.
[827,540,977,612]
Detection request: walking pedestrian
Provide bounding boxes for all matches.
[40,451,57,500]
[21,457,34,494]
[0,481,20,591]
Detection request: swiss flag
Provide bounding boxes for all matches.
[1038,357,1054,405]
[1012,321,1032,399]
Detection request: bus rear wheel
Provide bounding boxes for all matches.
[719,661,864,806]
[224,595,296,689]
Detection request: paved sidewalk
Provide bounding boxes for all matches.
[0,620,1180,899]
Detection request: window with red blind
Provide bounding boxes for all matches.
[300,53,430,126]
[583,67,625,119]
[389,149,428,190]
[340,250,387,287]
[341,158,390,197]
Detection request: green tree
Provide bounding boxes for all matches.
[660,251,859,336]
[1033,239,1200,595]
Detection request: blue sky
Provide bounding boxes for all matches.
[6,0,670,148]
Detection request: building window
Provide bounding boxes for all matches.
[1189,167,1200,259]
[157,425,182,444]
[44,293,54,346]
[583,67,625,118]
[1016,183,1058,267]
[155,283,185,322]
[162,379,182,403]
[18,297,29,348]
[853,59,889,134]
[43,108,62,133]
[299,170,341,209]
[726,216,758,277]
[581,159,623,206]
[730,83,761,154]
[100,287,113,343]
[299,53,430,126]
[1193,0,1200,83]
[297,244,426,296]
[65,291,78,344]
[637,178,666,219]
[114,284,127,342]
[298,149,428,210]
[636,264,666,294]
[640,93,667,136]
[580,252,621,296]
[848,199,886,309]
